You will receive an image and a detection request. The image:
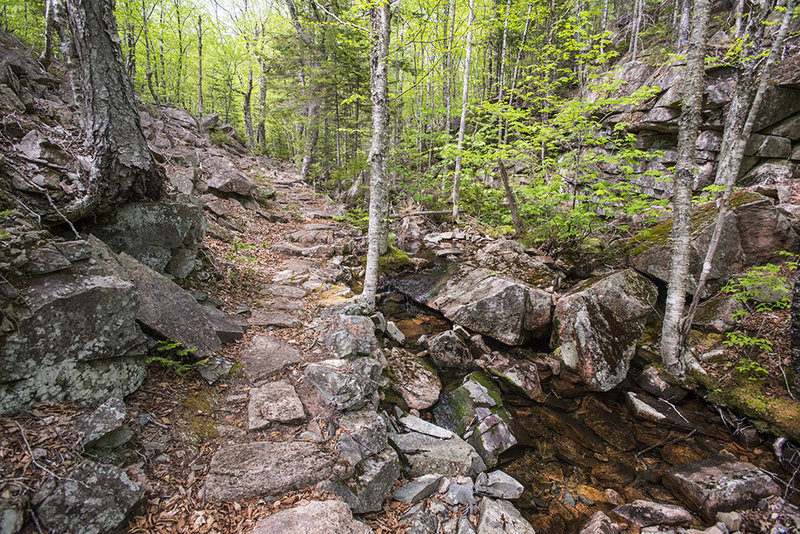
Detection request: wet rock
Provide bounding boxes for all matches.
[429,267,553,346]
[435,372,524,467]
[387,348,442,410]
[89,198,205,278]
[553,269,657,392]
[202,306,249,343]
[625,392,699,432]
[76,397,131,450]
[635,366,687,402]
[428,330,475,369]
[0,269,146,414]
[248,380,305,430]
[204,441,339,501]
[250,500,373,534]
[203,155,257,196]
[475,470,524,500]
[239,334,303,381]
[318,447,400,513]
[663,455,781,519]
[304,358,383,411]
[579,511,621,534]
[389,429,486,477]
[249,310,302,329]
[477,498,535,534]
[37,461,144,534]
[337,410,388,467]
[392,474,443,504]
[477,351,545,401]
[613,500,692,527]
[326,315,382,360]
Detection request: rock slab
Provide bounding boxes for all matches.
[248,380,305,430]
[250,500,373,534]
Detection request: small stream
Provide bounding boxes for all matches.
[380,256,798,534]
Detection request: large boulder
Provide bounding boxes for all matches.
[202,155,257,197]
[477,498,536,534]
[429,267,553,346]
[387,347,442,410]
[317,447,400,513]
[88,197,205,279]
[326,315,383,360]
[336,410,389,467]
[250,500,373,534]
[389,420,486,477]
[474,240,559,288]
[304,358,383,411]
[0,270,147,414]
[629,192,799,297]
[553,269,657,392]
[36,461,144,534]
[204,441,342,501]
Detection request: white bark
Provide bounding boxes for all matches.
[452,0,475,220]
[359,0,391,313]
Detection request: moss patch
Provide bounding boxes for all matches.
[378,246,412,274]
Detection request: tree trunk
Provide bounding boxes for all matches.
[142,0,160,104]
[359,0,391,313]
[257,55,268,148]
[53,0,83,119]
[175,0,183,104]
[676,0,691,50]
[682,0,797,338]
[497,0,511,141]
[301,102,320,181]
[660,0,711,376]
[243,65,254,148]
[452,0,475,220]
[197,15,203,116]
[498,160,523,235]
[629,0,643,60]
[62,0,164,220]
[40,0,56,68]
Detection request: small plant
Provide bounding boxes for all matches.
[334,207,370,232]
[147,340,201,377]
[723,331,773,353]
[731,357,770,381]
[225,241,257,263]
[209,130,234,146]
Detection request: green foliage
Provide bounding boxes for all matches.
[147,340,200,376]
[730,357,770,381]
[723,331,773,353]
[722,257,795,312]
[209,130,235,146]
[334,207,369,232]
[225,241,257,263]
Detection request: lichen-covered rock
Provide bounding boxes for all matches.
[434,372,523,468]
[202,155,257,196]
[474,240,559,288]
[553,269,657,392]
[239,334,303,381]
[251,500,373,534]
[37,461,144,534]
[387,348,442,410]
[612,500,692,527]
[248,380,305,430]
[429,268,553,346]
[204,441,341,501]
[304,358,383,411]
[317,447,400,513]
[477,351,545,402]
[88,197,205,278]
[663,455,781,519]
[337,410,388,466]
[76,397,131,449]
[0,271,146,414]
[477,498,535,534]
[389,427,486,478]
[428,330,475,369]
[326,315,382,360]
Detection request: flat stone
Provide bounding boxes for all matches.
[239,334,303,381]
[260,284,308,299]
[75,397,129,449]
[251,500,372,534]
[392,474,443,504]
[579,511,621,534]
[27,244,71,274]
[37,461,144,534]
[389,431,486,478]
[202,306,249,343]
[304,358,383,411]
[337,410,388,466]
[203,155,257,196]
[613,500,692,527]
[249,310,302,329]
[248,380,305,430]
[475,470,524,499]
[317,447,400,513]
[477,498,535,534]
[400,414,455,439]
[204,441,338,501]
[663,455,781,519]
[272,242,335,258]
[386,321,406,344]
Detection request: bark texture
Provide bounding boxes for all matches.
[64,0,163,220]
[660,0,711,375]
[359,0,391,312]
[793,273,800,394]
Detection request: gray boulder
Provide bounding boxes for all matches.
[37,461,144,534]
[663,455,781,519]
[239,334,303,381]
[202,306,249,344]
[250,500,373,534]
[429,268,553,346]
[553,269,657,392]
[389,428,486,478]
[204,441,341,501]
[203,155,257,196]
[326,315,382,360]
[76,397,132,450]
[392,474,443,504]
[337,409,389,467]
[474,240,559,288]
[477,351,545,402]
[318,447,400,513]
[387,348,442,410]
[88,197,205,278]
[428,330,475,369]
[474,470,524,500]
[304,358,383,411]
[0,270,146,414]
[477,498,535,534]
[613,500,692,527]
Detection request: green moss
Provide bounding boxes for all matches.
[378,246,412,274]
[464,371,504,406]
[188,416,219,442]
[182,391,218,412]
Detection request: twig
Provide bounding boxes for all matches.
[29,509,44,534]
[636,429,697,457]
[14,421,59,480]
[658,397,691,425]
[6,193,41,226]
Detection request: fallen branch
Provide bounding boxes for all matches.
[388,210,451,219]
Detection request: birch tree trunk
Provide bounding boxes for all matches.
[359,0,391,313]
[660,0,711,376]
[676,0,691,50]
[62,0,164,220]
[452,0,475,220]
[40,0,56,68]
[498,160,523,235]
[198,15,203,116]
[497,0,511,141]
[682,0,797,339]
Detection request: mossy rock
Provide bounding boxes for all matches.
[378,246,412,274]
